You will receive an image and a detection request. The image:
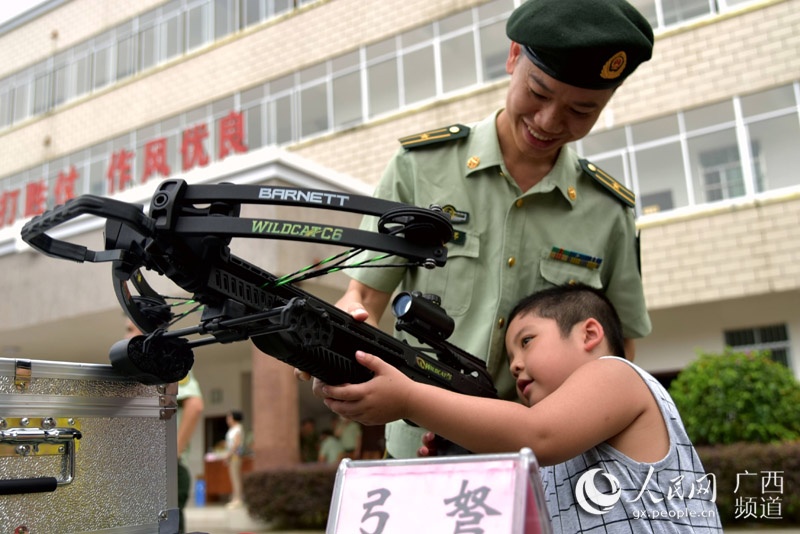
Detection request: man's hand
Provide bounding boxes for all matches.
[418,431,440,457]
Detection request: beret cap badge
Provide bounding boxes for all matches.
[601,51,628,80]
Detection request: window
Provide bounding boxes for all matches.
[73,44,94,96]
[635,143,685,212]
[366,37,399,118]
[698,142,764,202]
[241,0,262,28]
[186,2,211,51]
[479,19,510,81]
[32,69,51,115]
[332,54,362,130]
[725,324,791,368]
[214,0,236,39]
[13,81,29,124]
[117,31,137,81]
[661,0,710,25]
[441,32,477,94]
[93,32,114,89]
[626,0,761,31]
[241,84,266,149]
[52,55,70,107]
[699,145,745,202]
[742,84,800,192]
[0,84,12,128]
[400,24,436,105]
[162,5,183,61]
[270,0,294,17]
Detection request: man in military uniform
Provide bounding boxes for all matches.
[307,0,655,459]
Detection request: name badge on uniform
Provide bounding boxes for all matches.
[550,247,602,270]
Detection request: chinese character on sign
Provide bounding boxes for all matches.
[107,149,134,194]
[0,189,21,228]
[665,475,686,501]
[142,138,171,182]
[689,473,716,501]
[444,479,501,534]
[24,179,48,217]
[360,488,391,534]
[761,471,784,494]
[734,471,756,493]
[54,166,79,205]
[181,124,210,171]
[629,466,662,503]
[761,495,782,520]
[218,111,248,160]
[734,496,759,520]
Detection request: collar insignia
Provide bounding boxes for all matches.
[442,204,470,224]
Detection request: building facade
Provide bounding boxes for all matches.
[1,0,799,476]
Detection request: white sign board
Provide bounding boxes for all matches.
[326,448,551,534]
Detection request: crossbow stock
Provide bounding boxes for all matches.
[21,179,497,402]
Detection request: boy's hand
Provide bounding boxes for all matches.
[293,301,371,391]
[322,351,412,425]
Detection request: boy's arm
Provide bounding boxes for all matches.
[323,352,659,466]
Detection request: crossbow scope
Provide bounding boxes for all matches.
[21,179,497,402]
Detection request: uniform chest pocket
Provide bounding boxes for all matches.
[538,254,603,289]
[411,230,480,317]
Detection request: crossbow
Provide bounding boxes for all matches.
[20,179,497,402]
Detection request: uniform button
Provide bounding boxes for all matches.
[515,199,524,208]
[507,257,516,267]
[497,317,505,328]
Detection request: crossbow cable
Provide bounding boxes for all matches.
[21,179,497,402]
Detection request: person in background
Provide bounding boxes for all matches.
[299,417,319,463]
[125,318,204,533]
[317,428,345,465]
[224,410,245,509]
[333,414,362,459]
[302,0,656,460]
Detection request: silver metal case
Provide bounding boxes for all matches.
[0,358,179,533]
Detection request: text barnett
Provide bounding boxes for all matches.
[258,187,350,206]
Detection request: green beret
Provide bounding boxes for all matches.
[506,0,654,90]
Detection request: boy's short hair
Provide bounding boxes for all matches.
[508,284,626,358]
[230,410,243,422]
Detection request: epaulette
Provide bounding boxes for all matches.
[579,158,635,208]
[399,124,470,149]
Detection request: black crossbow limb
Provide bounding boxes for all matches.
[21,179,497,402]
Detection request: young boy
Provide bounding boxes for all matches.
[321,284,721,532]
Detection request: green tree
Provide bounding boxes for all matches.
[669,348,800,445]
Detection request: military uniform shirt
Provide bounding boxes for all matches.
[350,110,651,458]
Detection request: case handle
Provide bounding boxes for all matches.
[0,476,58,495]
[0,427,82,495]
